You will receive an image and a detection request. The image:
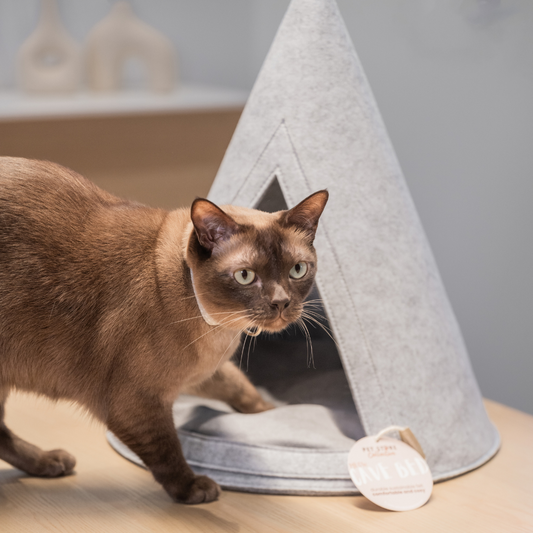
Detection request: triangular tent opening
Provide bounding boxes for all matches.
[247,176,364,442]
[108,0,499,494]
[255,175,287,213]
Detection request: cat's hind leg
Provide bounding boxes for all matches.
[185,361,275,414]
[0,390,76,477]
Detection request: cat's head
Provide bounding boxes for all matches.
[186,190,328,334]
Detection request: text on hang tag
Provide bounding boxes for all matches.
[348,426,433,511]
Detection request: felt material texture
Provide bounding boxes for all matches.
[108,0,499,494]
[208,0,499,483]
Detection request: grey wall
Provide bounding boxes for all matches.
[340,0,533,416]
[1,0,532,414]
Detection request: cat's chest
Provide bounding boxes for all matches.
[185,326,241,384]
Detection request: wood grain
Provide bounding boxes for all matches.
[0,395,531,533]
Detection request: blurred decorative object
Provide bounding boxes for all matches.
[16,0,82,94]
[86,1,176,92]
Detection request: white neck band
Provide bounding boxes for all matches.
[189,269,219,326]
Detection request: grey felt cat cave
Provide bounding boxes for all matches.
[108,0,500,494]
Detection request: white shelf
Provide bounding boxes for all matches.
[0,84,248,122]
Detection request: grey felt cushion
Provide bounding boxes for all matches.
[108,0,499,493]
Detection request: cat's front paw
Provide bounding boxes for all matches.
[235,398,275,414]
[167,475,221,504]
[35,449,76,477]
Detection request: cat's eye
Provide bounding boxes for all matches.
[289,262,308,279]
[234,269,256,285]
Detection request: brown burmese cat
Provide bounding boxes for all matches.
[0,157,328,504]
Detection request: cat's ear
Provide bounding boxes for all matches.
[281,190,329,240]
[191,198,240,252]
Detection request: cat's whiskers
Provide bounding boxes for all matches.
[246,319,266,372]
[253,321,264,351]
[301,305,334,331]
[167,309,249,327]
[239,333,247,371]
[179,312,253,353]
[296,317,315,369]
[214,325,248,373]
[287,299,339,369]
[301,307,328,321]
[301,303,328,314]
[299,310,340,350]
[294,318,308,366]
[238,318,258,371]
[245,323,255,372]
[301,303,327,313]
[303,298,324,304]
[175,291,210,302]
[161,290,220,323]
[219,312,258,332]
[302,307,329,318]
[302,299,329,316]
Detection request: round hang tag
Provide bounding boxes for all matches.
[348,435,433,511]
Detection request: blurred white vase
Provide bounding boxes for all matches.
[86,1,177,92]
[17,0,82,94]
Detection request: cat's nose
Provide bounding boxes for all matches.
[270,297,290,313]
[270,285,290,314]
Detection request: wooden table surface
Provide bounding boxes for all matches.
[0,394,531,533]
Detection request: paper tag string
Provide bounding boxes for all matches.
[375,425,426,459]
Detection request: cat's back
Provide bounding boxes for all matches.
[0,158,106,263]
[0,157,164,252]
[0,157,117,222]
[0,156,166,301]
